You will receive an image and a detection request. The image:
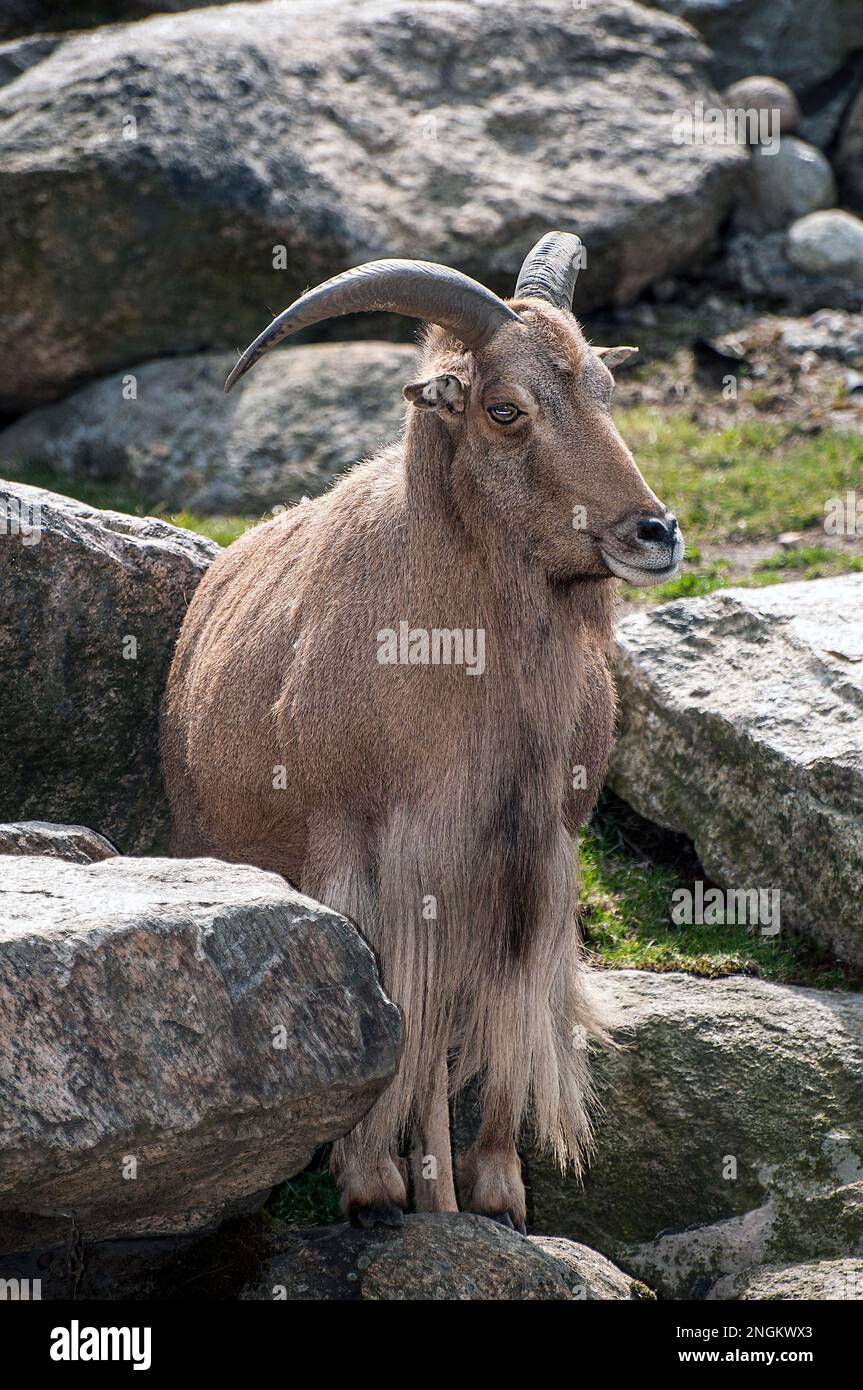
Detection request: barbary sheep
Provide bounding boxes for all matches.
[161,232,683,1230]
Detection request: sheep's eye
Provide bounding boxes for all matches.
[487,403,521,424]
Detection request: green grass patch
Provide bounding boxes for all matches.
[626,567,783,605]
[625,542,863,606]
[615,410,863,546]
[267,1162,341,1227]
[0,457,258,548]
[755,544,863,581]
[165,510,254,548]
[580,817,858,990]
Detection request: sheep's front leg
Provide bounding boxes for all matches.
[410,1052,458,1212]
[330,1121,408,1229]
[302,811,411,1228]
[457,1101,527,1234]
[300,811,408,1228]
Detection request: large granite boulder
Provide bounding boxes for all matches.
[0,1,251,42]
[529,971,863,1300]
[608,576,863,966]
[0,855,400,1257]
[0,0,744,409]
[0,481,217,854]
[0,343,417,514]
[240,1214,649,1302]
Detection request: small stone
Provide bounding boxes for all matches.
[777,531,802,548]
[739,137,836,232]
[722,228,863,313]
[777,310,863,362]
[723,76,800,139]
[845,370,863,396]
[787,209,863,286]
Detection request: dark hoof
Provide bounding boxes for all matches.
[350,1202,405,1230]
[484,1211,527,1236]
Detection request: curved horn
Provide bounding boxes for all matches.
[514,231,583,312]
[225,259,521,392]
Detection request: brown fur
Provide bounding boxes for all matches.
[161,301,676,1224]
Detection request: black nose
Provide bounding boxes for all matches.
[637,514,677,545]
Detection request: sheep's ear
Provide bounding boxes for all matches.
[403,373,466,415]
[595,346,639,371]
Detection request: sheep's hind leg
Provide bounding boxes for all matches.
[457,1101,527,1235]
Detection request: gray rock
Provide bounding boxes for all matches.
[1,1210,649,1300]
[643,0,863,92]
[608,577,863,966]
[528,1233,655,1301]
[529,971,863,1300]
[798,53,863,152]
[0,481,217,854]
[0,1223,212,1301]
[0,855,400,1254]
[240,1213,647,1301]
[837,84,863,212]
[774,309,863,363]
[737,138,836,233]
[719,227,863,312]
[0,1,253,42]
[845,370,863,397]
[0,0,744,410]
[787,210,863,288]
[0,343,418,514]
[0,821,118,864]
[0,33,61,88]
[709,1257,863,1300]
[723,76,800,138]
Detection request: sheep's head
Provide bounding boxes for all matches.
[225,233,682,586]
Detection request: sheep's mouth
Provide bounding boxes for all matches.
[600,537,684,586]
